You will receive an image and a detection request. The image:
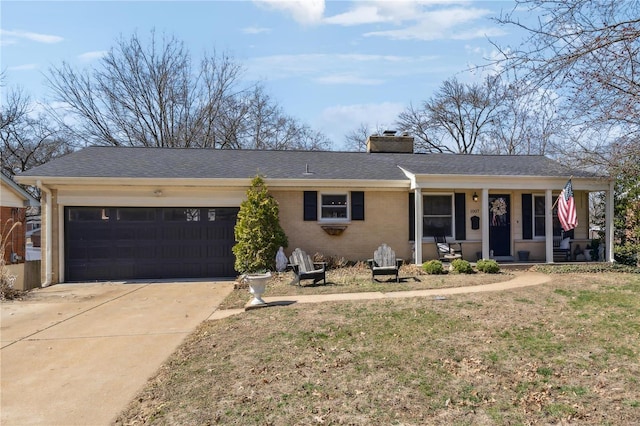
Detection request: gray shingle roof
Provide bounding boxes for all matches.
[17,146,599,181]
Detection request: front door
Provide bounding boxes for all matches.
[489,194,511,256]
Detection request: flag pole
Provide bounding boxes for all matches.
[551,176,573,211]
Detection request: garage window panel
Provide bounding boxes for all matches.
[68,207,109,221]
[117,208,156,221]
[208,208,236,221]
[164,208,200,222]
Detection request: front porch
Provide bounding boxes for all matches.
[408,177,614,265]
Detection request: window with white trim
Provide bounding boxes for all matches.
[534,195,545,237]
[321,194,348,220]
[423,194,453,237]
[533,195,569,237]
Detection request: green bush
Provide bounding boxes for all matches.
[451,258,473,274]
[422,260,444,274]
[233,176,288,273]
[615,243,640,267]
[476,259,500,274]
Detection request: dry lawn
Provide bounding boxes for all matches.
[115,268,640,425]
[218,263,515,309]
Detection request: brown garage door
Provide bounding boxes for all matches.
[65,207,238,282]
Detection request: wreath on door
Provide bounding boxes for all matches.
[490,198,507,226]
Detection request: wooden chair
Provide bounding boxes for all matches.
[288,248,326,286]
[367,243,403,282]
[434,235,463,261]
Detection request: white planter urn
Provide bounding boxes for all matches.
[243,272,271,306]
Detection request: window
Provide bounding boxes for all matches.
[207,208,237,222]
[163,208,200,222]
[67,207,109,221]
[423,194,453,237]
[304,191,364,221]
[531,195,573,238]
[534,195,545,237]
[117,208,155,221]
[321,194,348,220]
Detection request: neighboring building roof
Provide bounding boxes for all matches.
[1,172,39,207]
[16,146,601,182]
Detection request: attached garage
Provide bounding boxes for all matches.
[65,206,238,282]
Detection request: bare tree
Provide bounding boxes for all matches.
[343,123,387,152]
[47,30,328,150]
[479,81,564,155]
[492,0,640,165]
[396,103,444,153]
[396,76,502,154]
[0,86,29,131]
[1,87,73,180]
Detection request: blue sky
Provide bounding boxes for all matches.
[2,0,526,149]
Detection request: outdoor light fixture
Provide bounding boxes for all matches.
[472,192,479,202]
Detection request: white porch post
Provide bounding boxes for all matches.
[36,180,54,286]
[481,188,490,259]
[414,188,423,264]
[605,180,615,262]
[545,189,554,263]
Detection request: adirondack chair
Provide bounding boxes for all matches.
[368,243,403,282]
[434,234,463,261]
[289,248,326,286]
[553,233,572,262]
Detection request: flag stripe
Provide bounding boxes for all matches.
[558,179,578,232]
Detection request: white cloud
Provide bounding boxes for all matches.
[364,7,493,40]
[0,38,17,47]
[324,5,391,26]
[451,27,507,40]
[242,26,272,34]
[253,0,325,25]
[314,73,384,85]
[1,29,63,44]
[78,50,107,62]
[325,1,443,27]
[8,63,39,71]
[252,1,502,41]
[246,53,438,81]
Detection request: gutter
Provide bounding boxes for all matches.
[36,180,53,287]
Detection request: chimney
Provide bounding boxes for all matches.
[366,130,414,153]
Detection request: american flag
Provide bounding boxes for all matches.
[558,179,577,231]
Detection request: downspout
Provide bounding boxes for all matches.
[36,180,53,287]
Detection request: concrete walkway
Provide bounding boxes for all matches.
[211,271,552,319]
[1,272,551,425]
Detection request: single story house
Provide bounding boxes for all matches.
[15,134,614,285]
[1,172,39,264]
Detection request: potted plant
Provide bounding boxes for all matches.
[233,175,288,305]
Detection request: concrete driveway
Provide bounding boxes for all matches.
[1,280,234,426]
